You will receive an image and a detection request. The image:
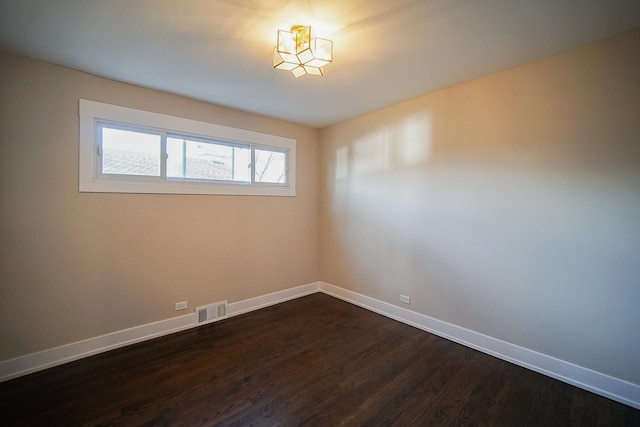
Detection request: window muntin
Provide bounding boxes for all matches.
[79,99,296,196]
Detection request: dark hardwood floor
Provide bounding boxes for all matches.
[1,293,638,426]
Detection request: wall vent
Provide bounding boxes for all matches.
[196,300,228,326]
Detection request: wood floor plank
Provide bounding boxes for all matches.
[1,293,638,426]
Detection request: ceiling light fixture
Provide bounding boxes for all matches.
[273,25,333,78]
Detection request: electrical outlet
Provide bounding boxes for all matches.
[175,301,188,310]
[400,295,411,304]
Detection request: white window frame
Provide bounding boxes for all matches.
[79,99,296,196]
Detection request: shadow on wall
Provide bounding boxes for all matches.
[323,104,640,384]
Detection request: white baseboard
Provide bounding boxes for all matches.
[0,282,322,383]
[227,282,320,317]
[318,282,640,410]
[0,313,196,383]
[2,280,638,410]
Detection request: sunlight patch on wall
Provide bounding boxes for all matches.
[339,111,433,179]
[335,145,349,180]
[353,128,390,176]
[397,113,432,166]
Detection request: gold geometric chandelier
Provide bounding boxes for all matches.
[273,25,333,77]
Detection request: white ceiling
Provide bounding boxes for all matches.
[1,0,640,128]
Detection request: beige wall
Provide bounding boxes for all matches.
[0,53,320,360]
[320,28,640,384]
[2,27,639,389]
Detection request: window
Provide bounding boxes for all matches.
[165,136,250,182]
[254,148,287,184]
[79,99,296,196]
[101,126,162,177]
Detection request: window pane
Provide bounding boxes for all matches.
[167,137,250,182]
[101,127,161,176]
[254,149,286,184]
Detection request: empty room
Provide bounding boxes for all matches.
[1,0,639,425]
